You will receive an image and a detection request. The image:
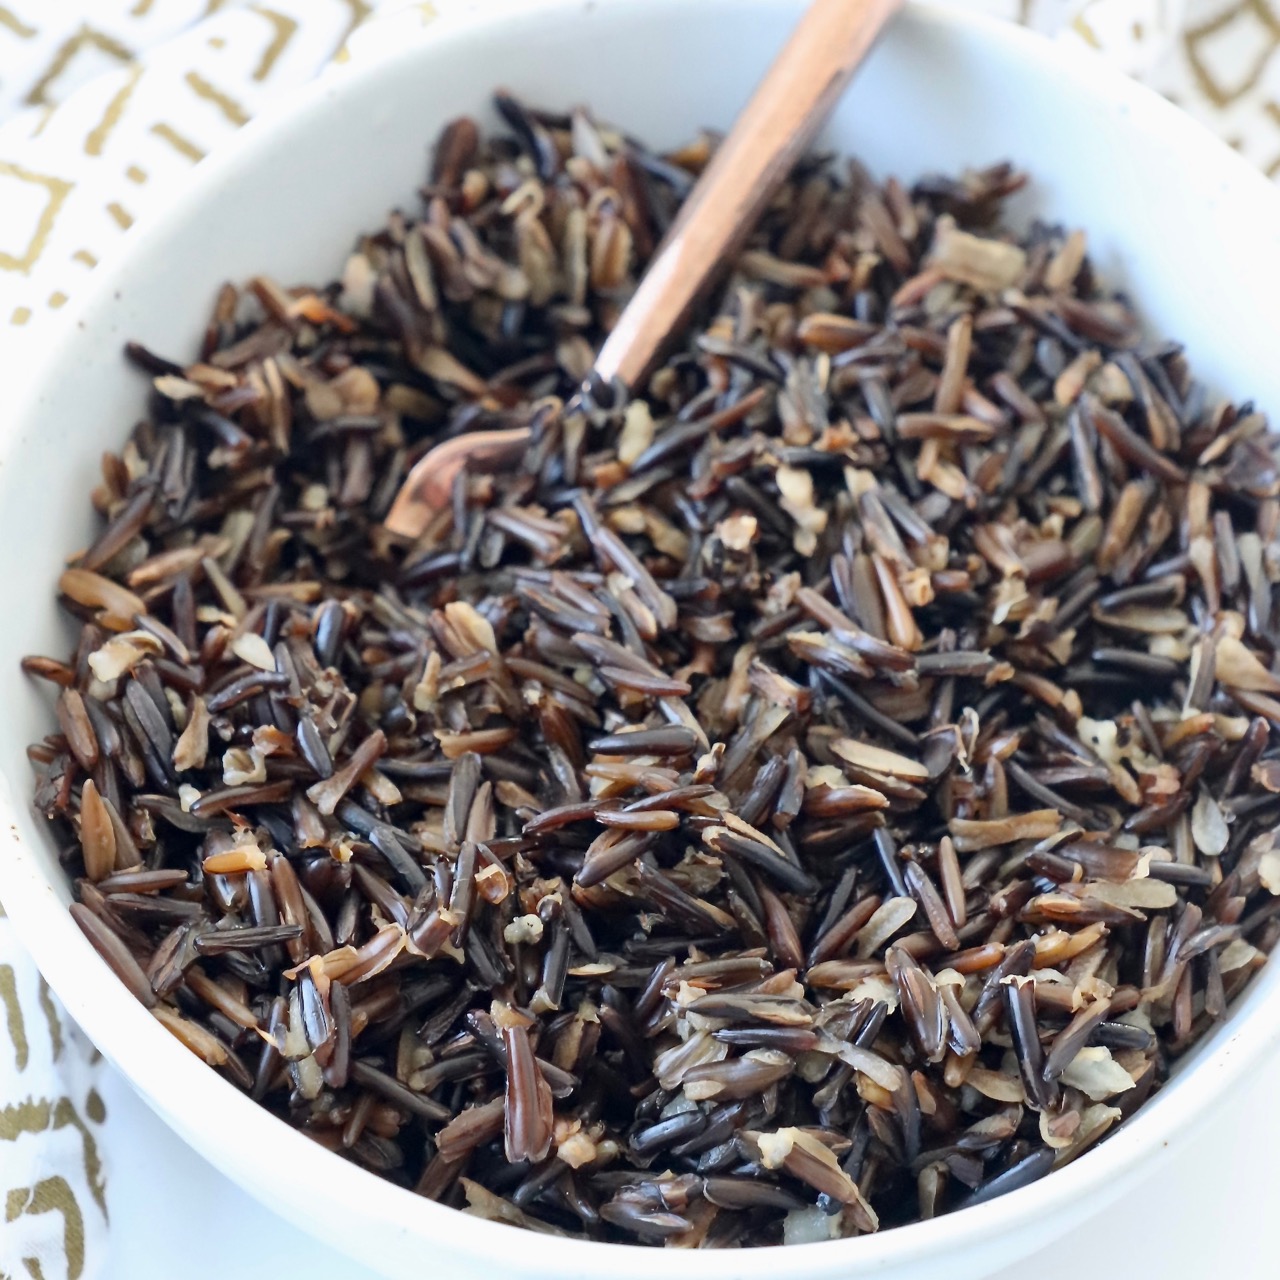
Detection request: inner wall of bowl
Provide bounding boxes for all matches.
[2,2,1280,1272]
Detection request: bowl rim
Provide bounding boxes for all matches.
[2,0,1280,1273]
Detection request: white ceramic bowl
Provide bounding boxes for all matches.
[3,2,1280,1277]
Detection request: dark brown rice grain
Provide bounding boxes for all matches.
[23,98,1280,1247]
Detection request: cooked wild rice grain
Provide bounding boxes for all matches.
[25,98,1280,1245]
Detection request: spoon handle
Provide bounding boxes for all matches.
[594,0,902,389]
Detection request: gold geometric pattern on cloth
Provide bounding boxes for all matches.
[0,7,37,40]
[0,162,70,274]
[0,1054,108,1279]
[35,981,61,1062]
[5,1177,85,1280]
[1184,0,1280,106]
[0,967,26,1072]
[149,121,205,162]
[83,65,142,156]
[250,6,298,81]
[0,1098,107,1219]
[0,0,395,332]
[25,28,134,109]
[338,0,374,48]
[1264,98,1280,173]
[182,70,250,127]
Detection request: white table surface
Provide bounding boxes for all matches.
[96,1049,1276,1280]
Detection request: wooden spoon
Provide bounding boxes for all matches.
[384,0,902,540]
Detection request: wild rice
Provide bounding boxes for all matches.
[24,98,1280,1246]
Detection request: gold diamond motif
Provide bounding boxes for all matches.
[1184,0,1280,109]
[0,162,71,274]
[25,26,134,109]
[249,5,297,82]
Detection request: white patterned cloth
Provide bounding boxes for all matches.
[0,1,1277,1275]
[0,920,107,1280]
